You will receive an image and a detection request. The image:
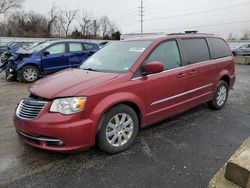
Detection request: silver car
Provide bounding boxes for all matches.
[232,43,250,56]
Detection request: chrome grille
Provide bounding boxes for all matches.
[16,98,47,120]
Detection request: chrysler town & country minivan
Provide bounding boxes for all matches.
[14,34,235,153]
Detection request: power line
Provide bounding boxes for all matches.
[138,0,145,34]
[151,19,250,32]
[112,9,138,22]
[123,1,250,28]
[117,0,234,26]
[146,1,250,22]
[146,0,234,16]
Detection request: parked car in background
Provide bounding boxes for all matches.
[232,43,250,56]
[0,42,8,55]
[14,33,235,154]
[7,42,35,53]
[1,41,37,61]
[6,40,100,82]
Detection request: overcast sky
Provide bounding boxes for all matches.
[23,0,250,38]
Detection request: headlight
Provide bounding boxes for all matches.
[50,97,87,115]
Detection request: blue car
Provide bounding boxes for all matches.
[7,40,100,83]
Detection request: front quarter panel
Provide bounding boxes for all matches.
[15,54,42,72]
[86,91,147,132]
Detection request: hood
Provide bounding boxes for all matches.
[15,48,31,55]
[30,69,119,99]
[14,52,32,62]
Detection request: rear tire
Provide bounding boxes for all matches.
[97,104,139,154]
[19,65,39,83]
[208,81,229,110]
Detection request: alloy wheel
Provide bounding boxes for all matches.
[106,113,134,147]
[23,68,38,82]
[216,85,227,106]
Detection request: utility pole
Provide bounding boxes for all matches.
[138,0,145,35]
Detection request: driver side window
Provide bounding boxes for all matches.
[45,43,65,55]
[146,40,181,70]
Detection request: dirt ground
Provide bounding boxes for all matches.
[0,65,250,188]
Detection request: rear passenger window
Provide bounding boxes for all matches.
[208,38,231,59]
[145,40,181,70]
[84,43,94,51]
[69,43,83,52]
[181,39,210,64]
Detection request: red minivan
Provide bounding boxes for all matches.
[14,34,235,153]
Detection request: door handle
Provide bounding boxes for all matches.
[177,73,185,78]
[189,70,197,75]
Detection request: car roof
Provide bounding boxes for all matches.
[125,33,221,42]
[48,40,97,45]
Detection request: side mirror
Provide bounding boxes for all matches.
[43,51,50,56]
[143,61,164,75]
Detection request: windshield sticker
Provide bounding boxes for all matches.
[129,47,146,53]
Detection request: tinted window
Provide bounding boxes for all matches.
[84,43,94,50]
[208,38,231,59]
[45,43,65,54]
[146,40,181,70]
[69,43,83,52]
[182,39,210,64]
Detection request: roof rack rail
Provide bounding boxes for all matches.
[167,32,214,36]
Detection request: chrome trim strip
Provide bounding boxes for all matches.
[16,130,61,142]
[151,83,213,106]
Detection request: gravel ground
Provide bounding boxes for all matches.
[0,65,249,188]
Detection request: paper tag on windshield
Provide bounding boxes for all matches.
[129,47,146,53]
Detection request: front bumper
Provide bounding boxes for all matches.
[14,114,96,152]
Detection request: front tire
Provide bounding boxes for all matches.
[97,104,139,154]
[208,81,229,110]
[19,65,39,83]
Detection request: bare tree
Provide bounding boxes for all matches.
[240,30,250,40]
[227,33,236,41]
[0,0,24,15]
[6,11,47,37]
[92,19,101,37]
[78,11,93,38]
[100,15,110,38]
[54,21,63,38]
[45,3,57,37]
[58,9,78,38]
[108,22,118,36]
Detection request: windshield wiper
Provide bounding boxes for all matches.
[82,68,100,72]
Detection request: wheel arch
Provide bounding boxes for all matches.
[220,74,230,87]
[17,63,41,73]
[91,93,146,134]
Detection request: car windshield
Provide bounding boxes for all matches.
[25,42,43,51]
[28,42,53,53]
[80,41,152,73]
